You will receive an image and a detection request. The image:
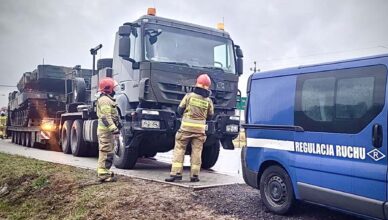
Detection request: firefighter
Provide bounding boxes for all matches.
[96,78,121,182]
[165,74,214,182]
[0,111,6,139]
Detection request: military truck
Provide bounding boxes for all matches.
[109,10,243,169]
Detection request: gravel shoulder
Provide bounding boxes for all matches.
[0,152,361,220]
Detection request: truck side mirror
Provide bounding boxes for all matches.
[235,45,244,76]
[119,36,131,58]
[118,25,132,36]
[237,58,243,76]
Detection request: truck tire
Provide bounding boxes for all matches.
[260,165,295,215]
[97,58,113,70]
[61,120,72,154]
[73,78,86,103]
[70,120,88,157]
[113,129,138,169]
[201,141,220,169]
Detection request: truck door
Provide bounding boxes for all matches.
[293,64,388,218]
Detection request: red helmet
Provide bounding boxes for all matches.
[196,74,211,88]
[99,78,116,94]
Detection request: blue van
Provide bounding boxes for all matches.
[242,54,388,219]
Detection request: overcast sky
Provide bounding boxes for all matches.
[1,0,388,107]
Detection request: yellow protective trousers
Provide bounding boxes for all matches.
[170,129,206,177]
[97,129,115,176]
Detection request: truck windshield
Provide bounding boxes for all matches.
[144,24,236,74]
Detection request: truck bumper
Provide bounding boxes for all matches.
[127,108,240,149]
[241,147,258,188]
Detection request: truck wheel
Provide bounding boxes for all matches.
[113,130,138,169]
[144,152,157,158]
[260,165,295,215]
[201,141,220,169]
[70,120,88,157]
[61,120,72,154]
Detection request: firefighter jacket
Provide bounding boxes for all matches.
[179,87,214,134]
[97,94,119,132]
[0,115,6,127]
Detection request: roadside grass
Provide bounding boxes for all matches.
[0,153,234,220]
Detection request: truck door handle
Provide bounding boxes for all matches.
[372,124,383,148]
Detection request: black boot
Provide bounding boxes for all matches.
[190,175,200,182]
[165,174,182,182]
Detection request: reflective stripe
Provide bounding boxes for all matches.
[172,162,183,168]
[108,124,117,131]
[181,121,206,128]
[97,167,109,175]
[191,165,201,170]
[189,97,209,109]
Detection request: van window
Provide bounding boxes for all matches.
[295,65,387,133]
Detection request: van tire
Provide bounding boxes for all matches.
[70,120,88,157]
[61,120,72,154]
[113,129,138,169]
[260,165,295,215]
[201,141,220,169]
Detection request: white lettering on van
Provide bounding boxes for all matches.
[294,141,365,160]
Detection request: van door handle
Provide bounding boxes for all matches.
[372,124,383,148]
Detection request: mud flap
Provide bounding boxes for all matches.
[220,137,234,150]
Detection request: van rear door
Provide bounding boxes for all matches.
[293,64,388,219]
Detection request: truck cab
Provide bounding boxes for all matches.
[110,11,243,169]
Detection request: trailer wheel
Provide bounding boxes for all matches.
[25,132,31,147]
[113,129,138,169]
[61,120,72,154]
[201,141,220,169]
[260,165,295,215]
[15,132,20,145]
[70,120,88,157]
[11,132,15,143]
[21,132,26,146]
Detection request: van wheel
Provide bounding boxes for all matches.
[61,120,72,154]
[113,129,138,169]
[70,120,88,157]
[201,141,220,169]
[260,165,295,215]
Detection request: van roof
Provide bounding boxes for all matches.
[252,53,388,80]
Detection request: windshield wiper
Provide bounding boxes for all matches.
[159,61,191,67]
[194,65,225,72]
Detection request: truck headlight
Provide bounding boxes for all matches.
[229,116,240,121]
[142,110,159,115]
[141,120,160,129]
[226,124,239,133]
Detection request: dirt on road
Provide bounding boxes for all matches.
[0,153,359,220]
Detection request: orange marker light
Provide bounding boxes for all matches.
[147,8,156,16]
[217,23,225,30]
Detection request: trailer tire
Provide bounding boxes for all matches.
[70,120,88,157]
[25,132,31,147]
[113,130,138,169]
[11,132,15,143]
[21,132,26,146]
[201,141,220,169]
[260,165,295,215]
[15,132,20,145]
[61,120,72,154]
